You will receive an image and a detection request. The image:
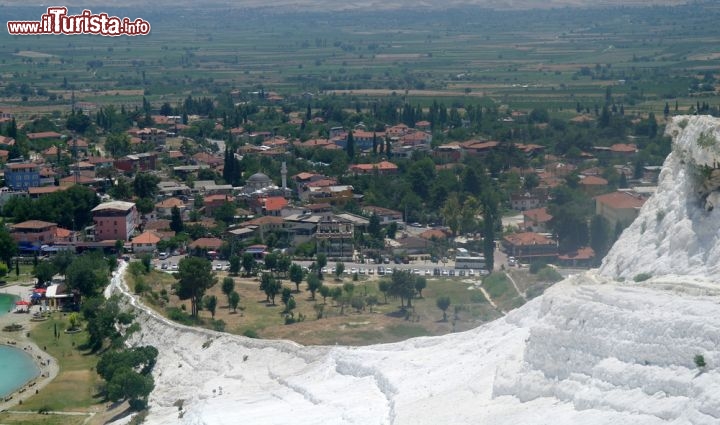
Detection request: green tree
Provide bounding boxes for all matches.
[368,213,382,239]
[242,252,255,277]
[105,132,131,157]
[136,198,154,217]
[316,253,327,279]
[281,287,293,312]
[306,273,321,300]
[289,263,304,292]
[260,273,281,305]
[229,291,240,313]
[335,262,345,278]
[203,295,218,319]
[414,276,427,298]
[221,277,235,307]
[52,250,74,275]
[229,255,241,276]
[133,173,160,199]
[66,254,110,297]
[436,296,451,321]
[389,270,416,308]
[0,226,17,266]
[386,222,398,239]
[175,256,217,317]
[34,261,56,286]
[170,206,184,233]
[589,215,611,262]
[345,130,355,159]
[442,193,462,236]
[378,280,390,304]
[319,285,330,304]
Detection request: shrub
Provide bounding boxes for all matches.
[243,329,259,339]
[536,266,563,283]
[166,307,194,325]
[633,273,652,282]
[694,354,706,368]
[529,261,547,274]
[211,319,226,332]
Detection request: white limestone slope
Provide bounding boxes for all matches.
[600,115,720,279]
[109,116,720,425]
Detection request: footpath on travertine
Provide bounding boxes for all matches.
[0,284,60,412]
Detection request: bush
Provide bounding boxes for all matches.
[633,273,652,282]
[529,261,547,274]
[243,329,259,339]
[134,279,149,295]
[211,319,226,332]
[536,266,563,283]
[694,354,706,368]
[166,307,194,325]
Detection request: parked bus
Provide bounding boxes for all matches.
[455,255,486,270]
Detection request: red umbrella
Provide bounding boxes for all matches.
[33,288,46,293]
[15,300,30,306]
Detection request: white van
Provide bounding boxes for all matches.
[159,252,169,260]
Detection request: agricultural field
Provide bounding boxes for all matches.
[0,4,718,120]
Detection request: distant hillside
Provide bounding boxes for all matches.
[0,0,691,12]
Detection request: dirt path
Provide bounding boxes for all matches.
[505,272,526,300]
[479,287,506,315]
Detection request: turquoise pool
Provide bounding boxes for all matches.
[0,345,40,398]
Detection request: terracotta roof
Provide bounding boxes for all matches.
[294,172,321,181]
[204,194,232,204]
[28,186,68,195]
[523,207,552,223]
[60,175,95,184]
[145,219,171,231]
[579,175,609,186]
[263,196,288,212]
[26,131,62,140]
[0,136,15,146]
[241,216,285,227]
[609,143,637,153]
[558,246,595,261]
[12,220,57,230]
[155,197,185,209]
[188,237,223,250]
[306,179,338,188]
[88,157,113,165]
[55,227,72,239]
[503,232,555,247]
[305,203,332,211]
[594,191,647,209]
[132,231,161,245]
[6,162,38,170]
[419,228,450,240]
[349,161,398,172]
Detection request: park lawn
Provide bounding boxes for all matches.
[17,316,103,413]
[482,272,526,313]
[137,268,501,345]
[0,413,86,425]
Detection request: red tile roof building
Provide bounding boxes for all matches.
[502,232,558,262]
[594,190,648,228]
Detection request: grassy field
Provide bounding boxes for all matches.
[134,269,501,346]
[16,316,101,412]
[0,314,103,425]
